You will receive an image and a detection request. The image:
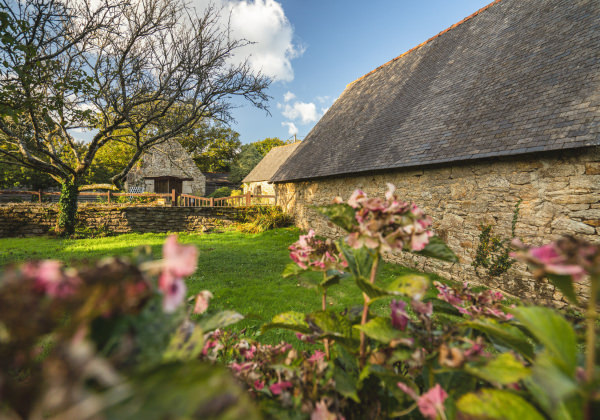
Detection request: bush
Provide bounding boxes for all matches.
[0,236,258,419]
[208,186,232,198]
[237,206,293,233]
[236,184,599,419]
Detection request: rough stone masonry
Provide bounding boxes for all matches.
[275,147,600,307]
[0,205,259,237]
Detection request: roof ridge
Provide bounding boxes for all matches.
[346,0,503,88]
[270,141,301,151]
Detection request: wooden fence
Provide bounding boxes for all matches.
[0,189,275,207]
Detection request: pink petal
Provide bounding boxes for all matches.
[269,381,293,395]
[417,384,448,420]
[193,290,213,314]
[163,235,198,278]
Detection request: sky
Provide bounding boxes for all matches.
[192,0,492,144]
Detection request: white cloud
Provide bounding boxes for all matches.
[282,121,298,136]
[321,107,329,115]
[283,91,295,102]
[282,101,318,124]
[192,0,303,82]
[316,95,330,104]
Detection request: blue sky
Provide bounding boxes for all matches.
[208,0,492,144]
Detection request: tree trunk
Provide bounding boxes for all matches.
[56,180,79,236]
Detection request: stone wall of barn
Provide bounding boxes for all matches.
[274,147,600,306]
[0,204,260,237]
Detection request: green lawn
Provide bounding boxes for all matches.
[0,228,449,344]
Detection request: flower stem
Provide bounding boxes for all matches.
[585,276,598,383]
[584,275,598,420]
[359,254,379,366]
[322,273,330,360]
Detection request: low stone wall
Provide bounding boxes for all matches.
[275,147,600,307]
[0,204,259,237]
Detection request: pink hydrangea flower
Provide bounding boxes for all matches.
[289,229,347,272]
[269,380,293,395]
[163,235,198,277]
[254,380,265,390]
[342,184,434,253]
[24,260,80,298]
[398,383,448,419]
[411,299,433,317]
[434,281,512,321]
[158,235,198,313]
[417,384,448,420]
[391,299,409,331]
[193,290,213,314]
[511,237,596,281]
[308,350,326,363]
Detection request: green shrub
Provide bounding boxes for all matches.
[208,187,232,198]
[237,206,293,233]
[472,199,521,277]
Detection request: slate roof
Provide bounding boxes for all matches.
[243,142,301,183]
[272,0,600,183]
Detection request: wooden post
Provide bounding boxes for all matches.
[107,190,111,203]
[246,191,251,206]
[210,197,214,207]
[38,189,42,203]
[171,189,177,206]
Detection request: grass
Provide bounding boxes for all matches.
[0,228,451,345]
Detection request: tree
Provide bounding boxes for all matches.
[0,161,55,190]
[0,0,269,234]
[253,137,293,156]
[229,143,263,184]
[178,120,241,173]
[228,137,296,184]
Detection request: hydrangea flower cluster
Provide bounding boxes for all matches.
[338,183,434,253]
[200,330,337,417]
[511,236,599,281]
[159,235,198,312]
[434,281,512,321]
[289,229,347,271]
[23,260,81,298]
[397,382,448,420]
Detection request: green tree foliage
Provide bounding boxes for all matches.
[229,144,263,184]
[228,137,296,184]
[0,161,55,190]
[253,137,293,156]
[0,0,269,235]
[179,121,241,172]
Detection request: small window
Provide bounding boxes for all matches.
[255,185,262,195]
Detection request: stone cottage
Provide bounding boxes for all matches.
[271,0,600,305]
[126,140,206,196]
[243,142,301,195]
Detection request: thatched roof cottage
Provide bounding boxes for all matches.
[126,140,206,196]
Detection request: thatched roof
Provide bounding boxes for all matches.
[272,0,600,183]
[243,142,301,183]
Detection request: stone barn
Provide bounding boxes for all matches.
[126,140,206,196]
[243,142,301,196]
[271,0,600,306]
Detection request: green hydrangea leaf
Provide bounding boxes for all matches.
[414,235,459,263]
[510,306,577,375]
[465,318,534,361]
[457,389,544,420]
[314,203,358,232]
[353,317,406,344]
[261,311,311,334]
[464,353,530,385]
